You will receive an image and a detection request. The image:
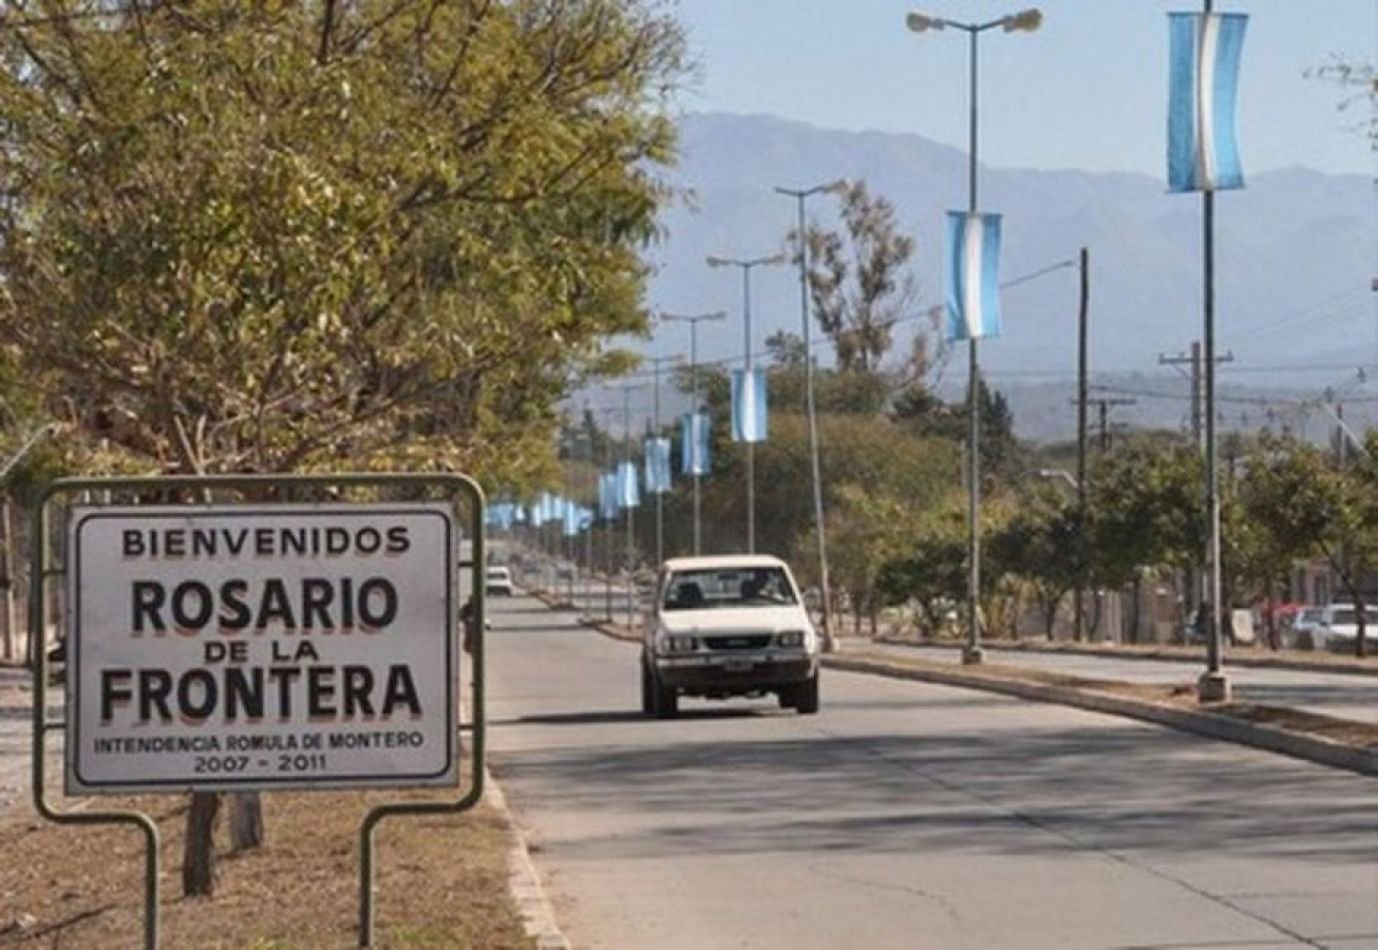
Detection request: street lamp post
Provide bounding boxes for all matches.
[643,354,678,568]
[618,383,644,629]
[774,181,847,650]
[707,253,786,554]
[906,6,1042,666]
[661,311,726,555]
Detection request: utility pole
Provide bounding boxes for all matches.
[1074,247,1089,644]
[1159,342,1234,453]
[1085,397,1136,452]
[1159,341,1234,626]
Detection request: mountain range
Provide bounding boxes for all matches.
[633,112,1375,443]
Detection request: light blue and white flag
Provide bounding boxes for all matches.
[681,411,711,475]
[616,461,640,509]
[730,367,769,442]
[644,436,672,494]
[562,502,580,538]
[1168,12,1247,193]
[598,472,618,520]
[944,211,1003,342]
[528,498,546,528]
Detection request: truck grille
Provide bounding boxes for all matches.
[703,634,771,650]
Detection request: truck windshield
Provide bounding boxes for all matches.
[662,567,797,610]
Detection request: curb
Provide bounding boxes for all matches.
[874,636,1378,678]
[484,770,571,950]
[823,654,1378,778]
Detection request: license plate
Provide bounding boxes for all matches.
[723,659,753,673]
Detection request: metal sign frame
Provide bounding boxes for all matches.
[30,472,485,950]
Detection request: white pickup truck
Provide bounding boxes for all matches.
[641,555,820,718]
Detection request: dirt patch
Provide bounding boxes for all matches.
[0,787,533,948]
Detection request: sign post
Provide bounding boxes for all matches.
[31,473,484,950]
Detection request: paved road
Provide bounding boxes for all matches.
[486,594,1378,949]
[870,643,1378,726]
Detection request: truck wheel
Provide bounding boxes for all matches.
[792,673,820,715]
[652,668,678,719]
[640,660,655,715]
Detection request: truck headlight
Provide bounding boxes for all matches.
[667,635,698,653]
[777,630,806,648]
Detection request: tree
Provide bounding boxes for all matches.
[0,0,684,895]
[986,488,1079,637]
[1233,435,1312,649]
[875,504,968,636]
[893,378,1026,480]
[790,180,918,373]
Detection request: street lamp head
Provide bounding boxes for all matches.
[821,178,849,195]
[905,11,946,32]
[761,253,787,267]
[1002,8,1043,32]
[705,255,730,268]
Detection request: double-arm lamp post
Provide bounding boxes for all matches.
[660,310,726,555]
[706,253,785,555]
[773,181,846,650]
[906,6,1042,665]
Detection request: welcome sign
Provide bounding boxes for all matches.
[67,503,456,793]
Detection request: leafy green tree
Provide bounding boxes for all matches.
[0,0,681,484]
[1232,435,1312,648]
[986,488,1079,637]
[0,0,684,895]
[875,504,968,636]
[790,180,918,373]
[893,378,1026,481]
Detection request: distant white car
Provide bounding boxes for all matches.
[1286,606,1327,650]
[1317,603,1367,652]
[485,566,515,597]
[641,555,820,718]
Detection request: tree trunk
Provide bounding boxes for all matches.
[228,792,264,851]
[1129,576,1142,645]
[0,498,13,662]
[183,791,220,896]
[1265,581,1278,651]
[1357,599,1368,660]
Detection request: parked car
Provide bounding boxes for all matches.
[640,555,821,718]
[1286,605,1327,650]
[1316,602,1367,652]
[485,565,515,597]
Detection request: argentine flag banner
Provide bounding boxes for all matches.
[1168,12,1247,193]
[562,501,580,538]
[616,461,641,509]
[730,367,769,442]
[644,436,672,494]
[598,472,618,520]
[681,411,711,475]
[944,211,1003,342]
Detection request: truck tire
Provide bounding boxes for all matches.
[640,660,655,715]
[792,673,819,715]
[652,668,678,719]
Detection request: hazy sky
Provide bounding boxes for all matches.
[672,0,1376,176]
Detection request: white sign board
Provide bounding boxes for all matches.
[67,504,457,793]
